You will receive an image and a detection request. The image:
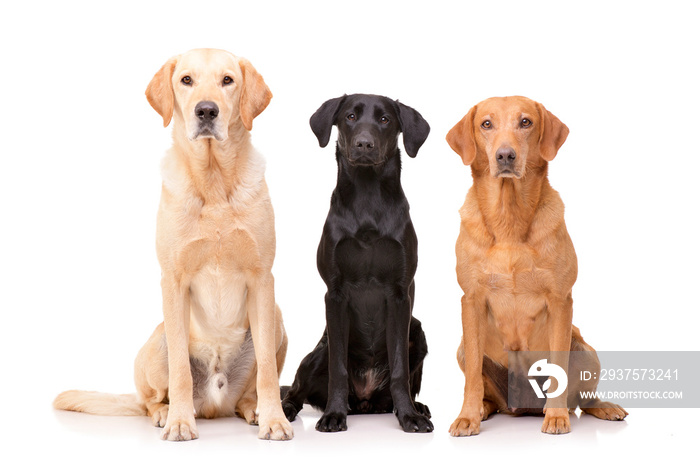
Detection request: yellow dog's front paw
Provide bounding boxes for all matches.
[161,417,199,441]
[258,417,293,440]
[542,408,570,434]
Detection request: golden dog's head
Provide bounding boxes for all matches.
[446,96,568,179]
[146,48,272,141]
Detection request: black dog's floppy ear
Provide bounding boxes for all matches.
[310,95,347,147]
[395,101,430,157]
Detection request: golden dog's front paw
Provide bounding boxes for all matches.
[542,408,570,434]
[258,417,293,441]
[161,417,199,441]
[449,416,481,437]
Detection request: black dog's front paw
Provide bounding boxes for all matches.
[397,411,433,433]
[316,412,347,432]
[413,401,431,418]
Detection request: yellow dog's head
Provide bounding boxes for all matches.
[146,48,272,141]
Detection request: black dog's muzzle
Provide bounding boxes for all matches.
[348,130,385,166]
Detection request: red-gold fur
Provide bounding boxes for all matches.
[446,96,627,436]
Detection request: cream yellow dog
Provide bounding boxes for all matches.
[54,48,293,441]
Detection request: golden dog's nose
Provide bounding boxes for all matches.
[496,146,516,168]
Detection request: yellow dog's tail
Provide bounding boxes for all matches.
[53,390,146,416]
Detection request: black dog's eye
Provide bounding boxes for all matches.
[521,118,532,128]
[481,120,492,129]
[380,116,390,125]
[347,113,356,121]
[223,76,233,86]
[181,76,192,85]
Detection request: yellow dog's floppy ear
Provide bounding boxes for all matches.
[446,105,477,165]
[537,103,569,162]
[238,58,272,131]
[145,56,178,127]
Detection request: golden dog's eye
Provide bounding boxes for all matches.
[481,120,492,129]
[380,116,389,125]
[347,114,356,121]
[181,76,192,85]
[521,118,532,128]
[223,76,233,85]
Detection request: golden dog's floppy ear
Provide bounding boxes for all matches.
[446,105,477,165]
[238,58,272,131]
[146,56,178,127]
[537,103,569,161]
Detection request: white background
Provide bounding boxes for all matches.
[1,0,698,464]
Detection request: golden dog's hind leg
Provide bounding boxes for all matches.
[570,332,628,421]
[134,323,171,428]
[236,373,258,425]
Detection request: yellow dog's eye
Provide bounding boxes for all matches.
[223,76,233,85]
[521,118,532,128]
[481,120,492,129]
[181,76,192,85]
[347,114,356,121]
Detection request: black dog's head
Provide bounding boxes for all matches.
[310,94,430,166]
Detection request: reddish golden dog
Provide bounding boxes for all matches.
[446,96,627,436]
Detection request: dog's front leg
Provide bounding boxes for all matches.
[316,290,350,432]
[247,273,293,440]
[160,274,198,441]
[450,294,487,437]
[542,293,574,434]
[247,272,293,440]
[386,292,433,433]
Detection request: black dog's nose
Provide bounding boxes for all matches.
[354,138,375,151]
[195,101,219,121]
[496,146,517,167]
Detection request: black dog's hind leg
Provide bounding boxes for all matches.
[281,333,330,422]
[316,292,351,432]
[387,292,433,433]
[408,317,431,418]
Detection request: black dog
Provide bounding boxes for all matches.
[281,94,433,433]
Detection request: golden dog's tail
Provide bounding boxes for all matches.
[53,390,147,416]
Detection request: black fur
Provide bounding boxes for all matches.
[281,94,432,433]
